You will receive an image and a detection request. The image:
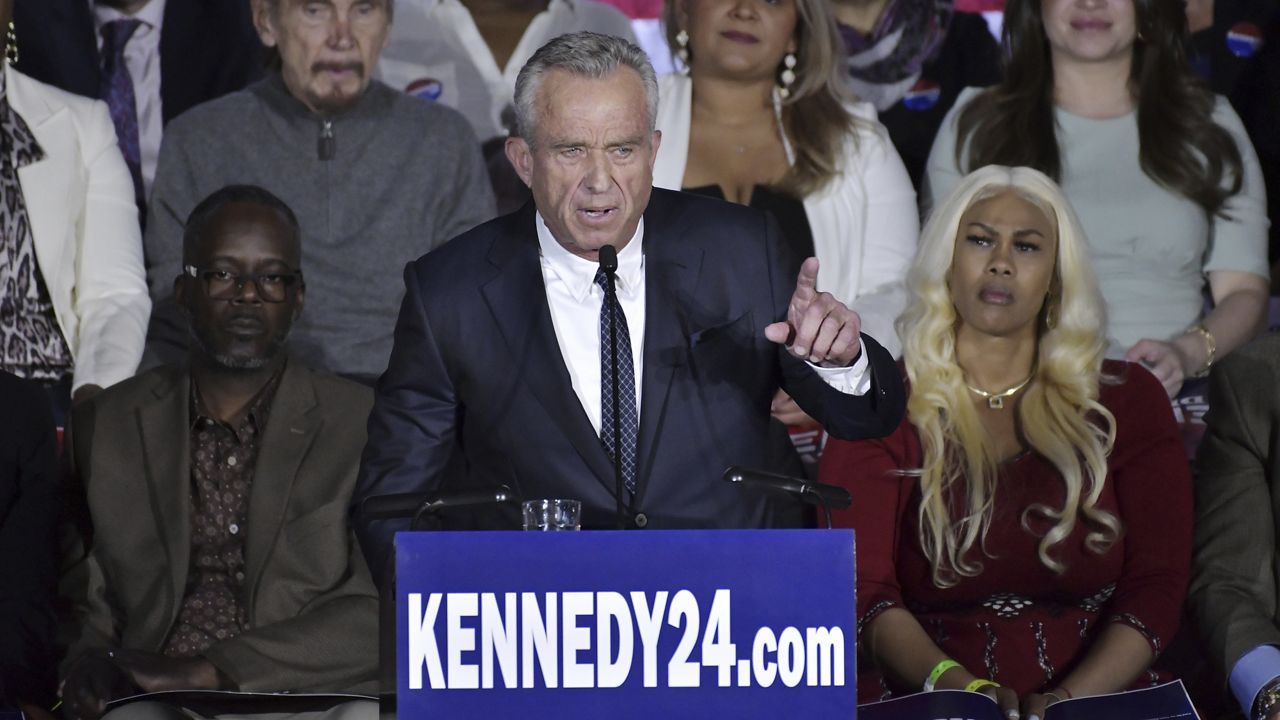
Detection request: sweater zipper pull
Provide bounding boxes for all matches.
[318,119,335,161]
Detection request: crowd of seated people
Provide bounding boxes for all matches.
[1,0,1279,718]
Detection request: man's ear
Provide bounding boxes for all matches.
[292,282,306,324]
[505,137,534,189]
[251,0,279,48]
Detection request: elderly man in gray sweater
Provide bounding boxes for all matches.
[144,0,496,383]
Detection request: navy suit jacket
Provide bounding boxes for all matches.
[355,189,905,581]
[12,0,262,126]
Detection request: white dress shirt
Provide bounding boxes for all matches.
[538,213,647,435]
[535,213,872,437]
[92,0,165,197]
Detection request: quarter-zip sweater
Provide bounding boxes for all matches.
[143,73,496,378]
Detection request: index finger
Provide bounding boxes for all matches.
[793,257,820,300]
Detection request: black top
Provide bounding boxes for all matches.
[872,11,1002,191]
[0,371,59,709]
[684,184,816,261]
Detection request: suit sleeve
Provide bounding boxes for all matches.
[353,261,461,586]
[1188,349,1280,681]
[59,397,127,678]
[200,530,379,692]
[769,214,905,441]
[68,98,150,391]
[845,111,918,358]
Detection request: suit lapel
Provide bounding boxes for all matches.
[136,368,192,617]
[244,363,319,609]
[480,207,617,495]
[634,194,702,507]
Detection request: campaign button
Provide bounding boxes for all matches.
[634,512,648,528]
[903,78,942,111]
[406,77,444,102]
[1227,22,1264,58]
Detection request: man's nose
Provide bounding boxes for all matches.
[328,15,355,50]
[583,150,611,192]
[232,276,265,304]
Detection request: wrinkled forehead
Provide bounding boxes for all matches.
[193,204,302,267]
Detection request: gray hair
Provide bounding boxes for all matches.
[513,32,658,145]
[264,0,395,20]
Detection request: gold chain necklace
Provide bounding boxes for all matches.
[966,373,1034,410]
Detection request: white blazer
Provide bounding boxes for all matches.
[654,73,918,357]
[9,65,149,391]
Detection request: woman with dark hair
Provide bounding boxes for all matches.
[926,0,1268,399]
[822,165,1192,714]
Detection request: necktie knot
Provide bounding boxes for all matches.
[101,19,143,62]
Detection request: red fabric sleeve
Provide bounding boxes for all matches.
[1102,365,1194,655]
[818,417,918,633]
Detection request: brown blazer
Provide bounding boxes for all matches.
[61,362,378,693]
[1189,332,1280,685]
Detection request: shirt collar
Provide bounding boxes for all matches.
[189,360,287,441]
[92,0,166,35]
[536,212,644,303]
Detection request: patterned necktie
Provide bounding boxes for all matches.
[99,18,144,208]
[594,268,638,495]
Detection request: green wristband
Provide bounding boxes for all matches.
[923,659,962,692]
[965,678,1000,693]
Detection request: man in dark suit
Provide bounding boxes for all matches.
[354,32,905,584]
[1189,332,1280,720]
[59,186,377,719]
[12,0,262,203]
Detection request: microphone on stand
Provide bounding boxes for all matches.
[357,485,517,530]
[598,244,626,530]
[722,466,851,529]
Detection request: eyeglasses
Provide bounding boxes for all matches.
[183,265,304,303]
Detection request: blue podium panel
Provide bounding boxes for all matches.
[396,529,856,718]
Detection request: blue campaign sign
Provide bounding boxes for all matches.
[395,529,856,718]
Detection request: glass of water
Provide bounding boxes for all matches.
[522,499,582,531]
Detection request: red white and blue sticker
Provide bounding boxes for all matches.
[902,78,941,111]
[406,77,444,102]
[1226,22,1264,58]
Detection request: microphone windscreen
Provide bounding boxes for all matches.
[599,244,619,273]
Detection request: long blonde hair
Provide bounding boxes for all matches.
[663,0,860,197]
[899,165,1120,587]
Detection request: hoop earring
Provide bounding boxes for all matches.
[1042,295,1058,331]
[675,29,690,68]
[778,52,796,99]
[5,22,16,66]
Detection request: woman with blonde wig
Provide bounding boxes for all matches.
[819,166,1192,714]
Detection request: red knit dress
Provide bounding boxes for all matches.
[819,361,1192,704]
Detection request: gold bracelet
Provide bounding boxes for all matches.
[1187,324,1216,378]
